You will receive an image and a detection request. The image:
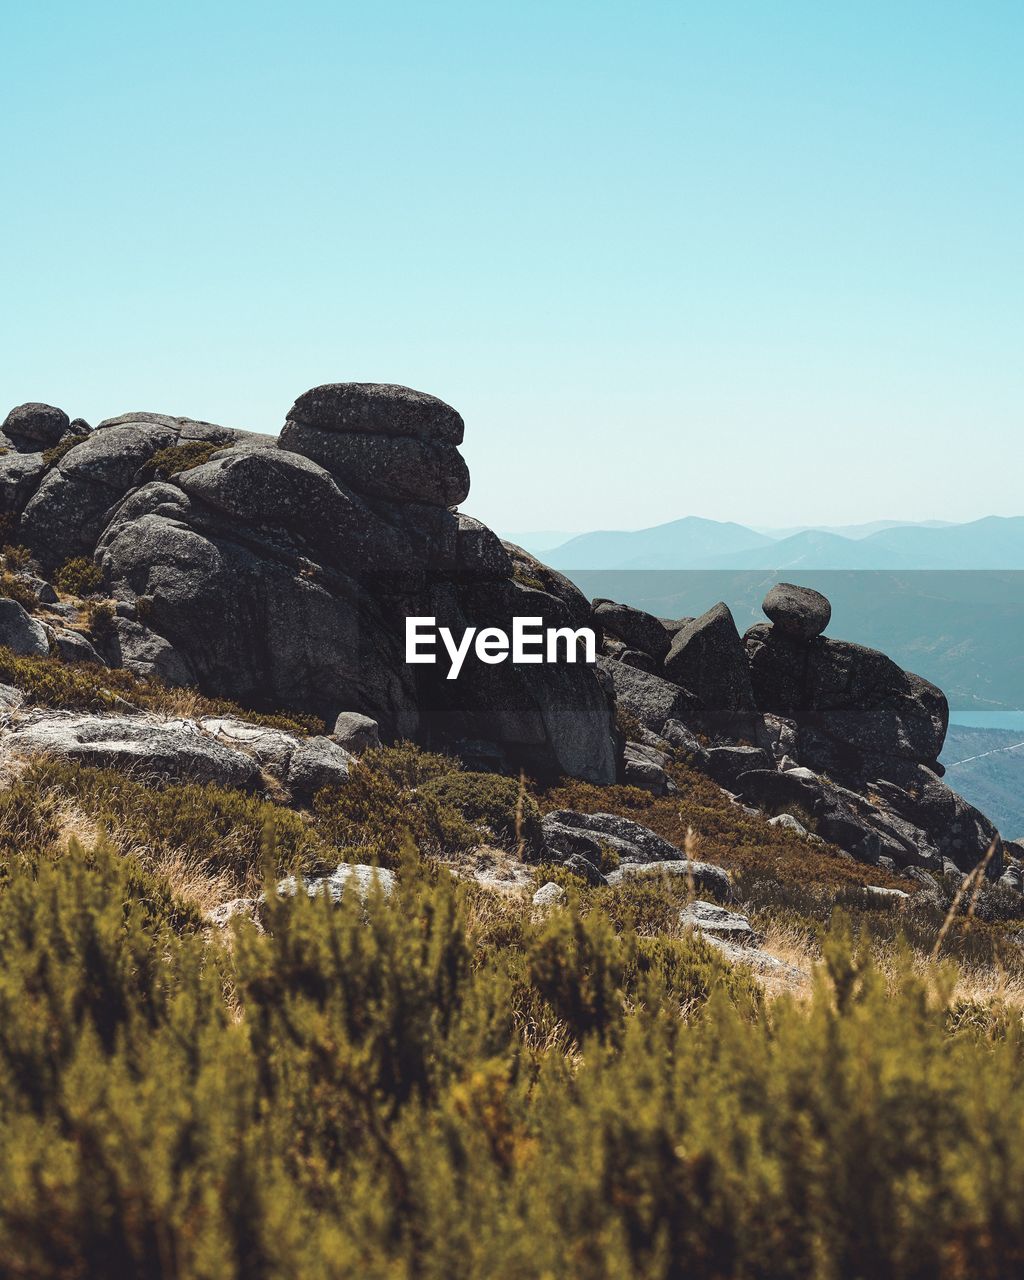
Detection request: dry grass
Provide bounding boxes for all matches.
[540,762,910,893]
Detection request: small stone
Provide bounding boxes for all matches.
[532,882,567,907]
[331,711,381,754]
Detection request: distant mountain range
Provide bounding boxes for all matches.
[502,516,1024,571]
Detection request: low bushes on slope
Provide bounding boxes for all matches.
[2,833,1024,1277]
[0,645,323,735]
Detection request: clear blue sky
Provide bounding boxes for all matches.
[2,1,1021,532]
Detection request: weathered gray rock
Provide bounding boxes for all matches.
[736,768,919,867]
[597,656,704,735]
[424,578,616,784]
[768,812,809,836]
[681,900,760,945]
[862,885,910,903]
[175,445,413,573]
[0,598,50,657]
[278,421,470,506]
[592,601,671,661]
[543,810,682,865]
[562,853,608,886]
[702,933,808,982]
[501,542,593,631]
[98,489,420,737]
[616,649,657,673]
[285,383,465,444]
[19,415,240,569]
[3,713,260,787]
[901,866,944,906]
[285,736,353,797]
[453,515,513,581]
[745,623,948,774]
[762,583,831,640]
[532,881,567,907]
[275,863,396,903]
[704,745,773,787]
[0,452,47,517]
[869,763,1002,874]
[105,617,196,687]
[48,627,104,665]
[606,859,732,899]
[622,741,677,795]
[0,683,25,712]
[664,603,758,722]
[2,403,69,451]
[331,711,380,754]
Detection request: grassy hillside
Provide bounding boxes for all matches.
[3,656,1024,1275]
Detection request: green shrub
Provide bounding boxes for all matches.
[54,555,104,597]
[136,440,221,482]
[2,829,1024,1274]
[0,646,323,735]
[0,570,39,612]
[1,543,33,571]
[313,749,475,867]
[421,770,544,855]
[24,759,329,886]
[41,436,85,468]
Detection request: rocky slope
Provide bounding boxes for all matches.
[0,385,1018,895]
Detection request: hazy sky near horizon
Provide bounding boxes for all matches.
[2,1,1021,533]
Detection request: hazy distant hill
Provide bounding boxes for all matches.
[541,515,1024,571]
[542,517,773,570]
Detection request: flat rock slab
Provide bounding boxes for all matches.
[703,934,808,984]
[606,859,732,900]
[681,899,761,945]
[5,713,260,787]
[543,809,683,865]
[275,864,396,903]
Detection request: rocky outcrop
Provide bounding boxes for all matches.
[1,386,1013,882]
[1,385,617,783]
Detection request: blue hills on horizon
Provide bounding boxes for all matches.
[503,515,1024,571]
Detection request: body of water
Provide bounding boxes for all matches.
[949,711,1024,731]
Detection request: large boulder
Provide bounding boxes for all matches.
[173,444,414,576]
[762,583,831,640]
[279,383,468,506]
[597,655,704,734]
[0,599,50,657]
[419,578,616,783]
[276,424,470,506]
[2,403,69,451]
[97,489,420,736]
[744,622,948,775]
[0,452,47,519]
[592,600,671,661]
[284,383,464,443]
[663,603,758,723]
[542,810,683,864]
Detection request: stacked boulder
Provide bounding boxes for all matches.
[593,580,1002,876]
